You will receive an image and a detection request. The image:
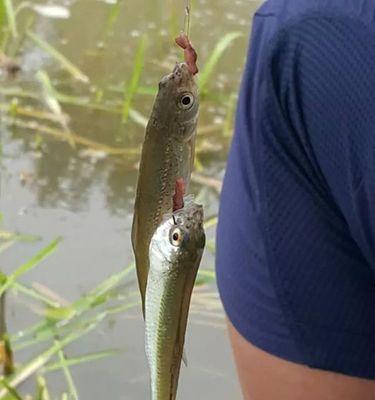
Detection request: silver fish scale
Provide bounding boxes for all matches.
[145,201,205,400]
[145,267,180,399]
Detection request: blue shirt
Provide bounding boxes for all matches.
[216,0,375,378]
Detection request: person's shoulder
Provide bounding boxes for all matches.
[255,0,375,25]
[252,0,375,58]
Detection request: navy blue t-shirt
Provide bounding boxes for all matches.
[216,0,375,378]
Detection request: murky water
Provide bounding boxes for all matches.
[0,0,261,398]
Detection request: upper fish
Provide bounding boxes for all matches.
[131,63,199,314]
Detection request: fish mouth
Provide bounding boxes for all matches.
[172,63,194,84]
[172,62,190,76]
[172,196,204,232]
[159,63,194,88]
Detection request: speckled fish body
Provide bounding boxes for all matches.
[131,63,199,314]
[145,198,205,400]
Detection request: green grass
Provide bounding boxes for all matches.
[102,0,123,42]
[0,9,243,155]
[122,34,148,123]
[3,0,16,38]
[27,31,89,83]
[35,376,51,400]
[0,214,218,399]
[0,232,138,399]
[0,238,60,297]
[0,2,7,46]
[0,1,245,396]
[43,350,118,373]
[199,32,243,94]
[55,343,79,400]
[36,70,75,147]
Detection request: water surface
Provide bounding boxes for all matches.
[0,0,261,398]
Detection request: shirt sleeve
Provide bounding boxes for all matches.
[268,15,375,270]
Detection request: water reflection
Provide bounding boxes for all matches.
[1,0,260,214]
[0,0,260,398]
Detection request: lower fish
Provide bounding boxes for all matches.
[145,197,205,400]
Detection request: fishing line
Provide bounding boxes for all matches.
[184,0,191,39]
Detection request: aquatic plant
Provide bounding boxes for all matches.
[0,226,136,399]
[122,34,148,123]
[0,217,218,399]
[0,0,245,158]
[0,0,250,397]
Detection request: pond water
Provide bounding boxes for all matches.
[0,0,261,398]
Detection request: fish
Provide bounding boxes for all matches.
[131,62,199,314]
[145,197,205,400]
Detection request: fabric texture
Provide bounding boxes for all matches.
[216,0,375,378]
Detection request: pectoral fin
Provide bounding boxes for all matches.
[182,349,188,367]
[131,211,148,318]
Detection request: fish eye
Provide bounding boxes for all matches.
[170,227,184,247]
[179,93,194,110]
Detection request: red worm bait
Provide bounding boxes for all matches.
[173,178,186,211]
[175,33,198,75]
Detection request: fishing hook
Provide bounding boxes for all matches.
[184,0,191,39]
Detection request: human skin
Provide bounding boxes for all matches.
[227,320,375,400]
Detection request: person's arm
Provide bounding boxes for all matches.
[268,15,375,269]
[227,14,375,399]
